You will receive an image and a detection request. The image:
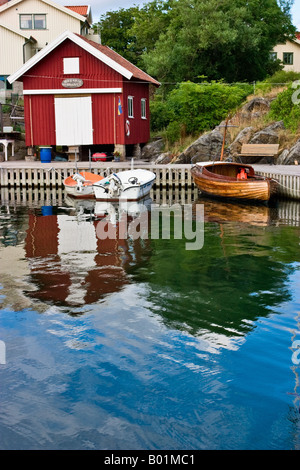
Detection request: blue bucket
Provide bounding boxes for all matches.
[40,147,52,163]
[41,206,53,216]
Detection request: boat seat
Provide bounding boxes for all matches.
[237,144,279,164]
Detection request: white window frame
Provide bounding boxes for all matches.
[63,57,80,74]
[20,14,46,30]
[128,96,134,118]
[141,98,147,119]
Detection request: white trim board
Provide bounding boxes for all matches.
[8,30,133,84]
[23,88,122,95]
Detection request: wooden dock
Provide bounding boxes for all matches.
[253,164,300,200]
[0,161,300,200]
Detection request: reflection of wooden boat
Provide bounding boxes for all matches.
[93,169,156,201]
[64,171,104,198]
[191,162,278,202]
[199,197,274,226]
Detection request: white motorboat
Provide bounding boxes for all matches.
[92,169,156,201]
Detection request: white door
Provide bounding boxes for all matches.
[54,96,93,145]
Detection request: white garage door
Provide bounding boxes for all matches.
[54,96,93,145]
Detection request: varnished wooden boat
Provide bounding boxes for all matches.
[191,162,278,202]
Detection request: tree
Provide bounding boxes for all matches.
[142,0,296,83]
[94,7,140,66]
[129,0,175,55]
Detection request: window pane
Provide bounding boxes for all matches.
[20,15,32,29]
[128,96,134,117]
[141,99,146,118]
[283,52,293,65]
[34,15,46,29]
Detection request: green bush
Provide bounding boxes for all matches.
[255,70,300,94]
[164,121,182,145]
[149,95,173,132]
[268,84,300,132]
[150,81,252,136]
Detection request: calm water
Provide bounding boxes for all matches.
[0,190,300,450]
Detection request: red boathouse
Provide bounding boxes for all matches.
[8,30,160,160]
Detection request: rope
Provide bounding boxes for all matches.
[274,179,300,193]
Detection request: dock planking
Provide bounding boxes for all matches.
[0,161,300,200]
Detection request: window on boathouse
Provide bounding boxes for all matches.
[128,96,134,118]
[63,57,80,74]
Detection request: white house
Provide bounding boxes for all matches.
[272,33,300,73]
[0,0,96,97]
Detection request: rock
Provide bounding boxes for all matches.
[242,97,270,116]
[227,126,253,157]
[249,128,279,145]
[276,149,290,165]
[281,139,300,165]
[154,152,172,164]
[263,121,285,133]
[141,138,164,161]
[175,129,224,164]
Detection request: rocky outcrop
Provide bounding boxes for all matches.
[240,97,271,119]
[249,121,285,145]
[227,126,254,157]
[279,139,300,165]
[226,121,286,163]
[175,129,225,164]
[155,152,173,164]
[141,138,164,161]
[144,97,297,165]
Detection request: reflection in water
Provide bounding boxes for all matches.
[23,199,153,308]
[0,193,298,337]
[0,190,300,450]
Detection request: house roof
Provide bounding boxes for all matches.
[64,5,92,24]
[0,0,88,23]
[64,5,89,17]
[8,30,160,86]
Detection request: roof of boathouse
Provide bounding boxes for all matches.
[8,30,160,86]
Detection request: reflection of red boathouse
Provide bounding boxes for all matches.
[24,209,149,307]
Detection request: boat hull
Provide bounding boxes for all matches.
[64,185,95,198]
[93,169,156,201]
[191,163,278,202]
